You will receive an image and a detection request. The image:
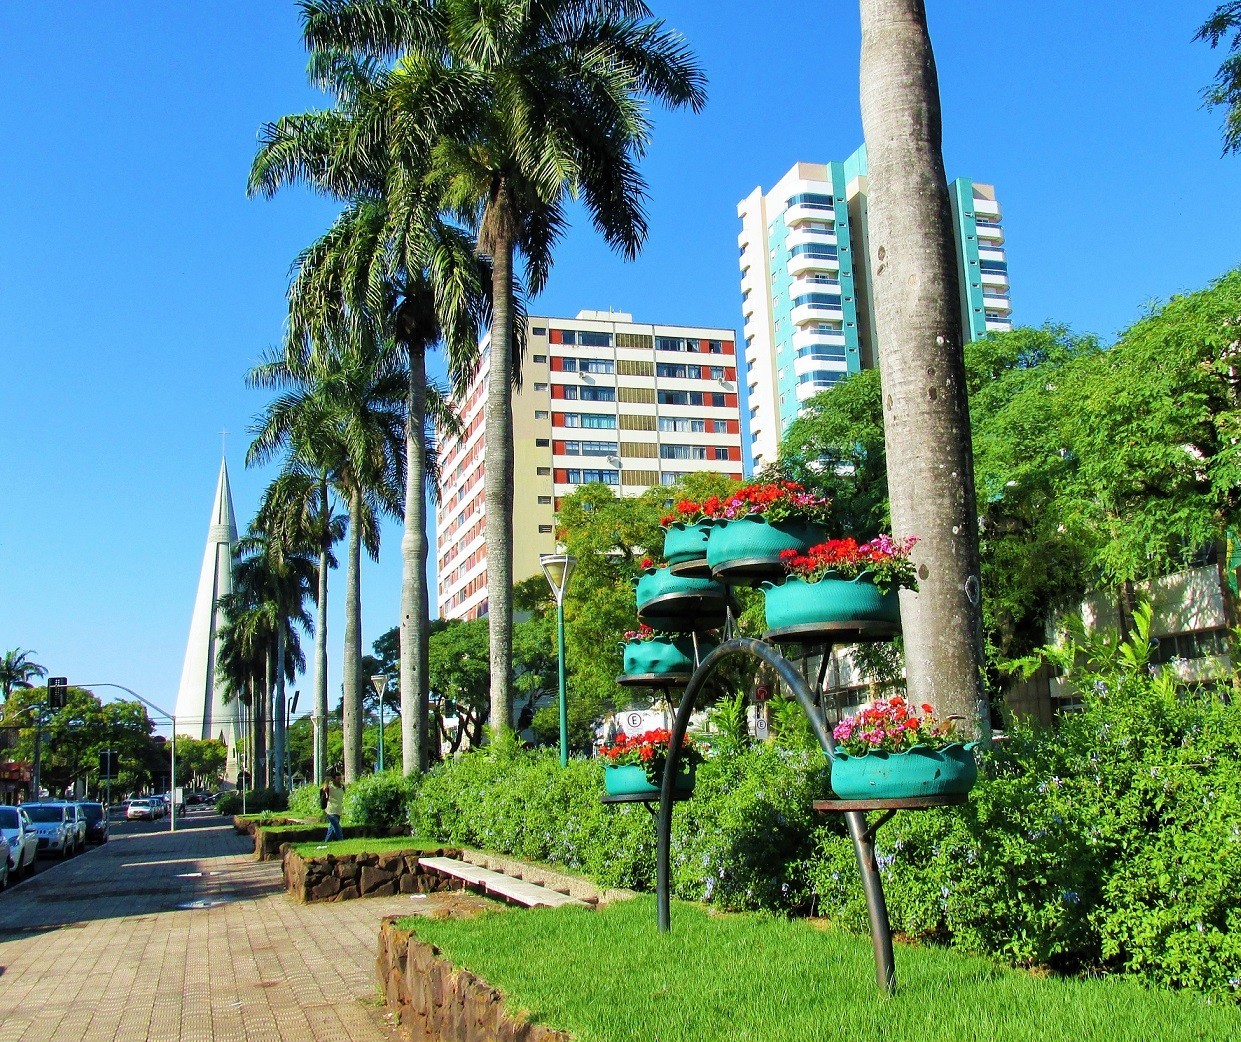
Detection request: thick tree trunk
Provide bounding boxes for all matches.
[858,0,989,739]
[314,528,329,785]
[401,343,430,774]
[343,489,364,782]
[485,236,516,735]
[264,646,276,788]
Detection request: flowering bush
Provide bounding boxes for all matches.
[599,728,703,784]
[659,481,832,527]
[831,696,957,755]
[779,535,918,594]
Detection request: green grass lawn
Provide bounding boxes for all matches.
[291,836,443,858]
[402,897,1240,1042]
[251,821,321,833]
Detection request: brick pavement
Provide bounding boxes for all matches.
[0,812,471,1042]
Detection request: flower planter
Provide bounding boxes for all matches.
[761,573,901,641]
[829,743,977,800]
[706,516,827,584]
[662,521,714,567]
[603,763,696,798]
[622,635,716,677]
[634,568,729,631]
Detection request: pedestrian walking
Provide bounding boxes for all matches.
[321,772,345,842]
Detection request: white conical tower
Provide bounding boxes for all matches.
[174,458,239,766]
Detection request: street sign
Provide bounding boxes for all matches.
[48,677,68,709]
[99,750,119,779]
[754,684,771,703]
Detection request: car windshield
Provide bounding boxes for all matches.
[0,807,19,828]
[80,804,104,822]
[24,806,66,823]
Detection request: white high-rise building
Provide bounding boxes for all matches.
[738,146,1011,469]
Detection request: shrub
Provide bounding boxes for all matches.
[343,770,418,830]
[286,782,323,821]
[802,606,1241,996]
[215,788,288,816]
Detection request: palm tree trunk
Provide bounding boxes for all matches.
[264,645,276,788]
[343,488,364,782]
[273,622,287,794]
[401,343,431,774]
[858,0,989,739]
[314,526,329,785]
[485,233,516,736]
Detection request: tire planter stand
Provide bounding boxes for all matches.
[652,633,967,996]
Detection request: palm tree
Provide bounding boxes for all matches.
[251,65,488,773]
[857,0,988,737]
[254,461,346,785]
[248,333,406,782]
[299,0,707,734]
[1,648,46,700]
[1197,4,1241,154]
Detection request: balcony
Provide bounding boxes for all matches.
[791,328,847,352]
[982,292,1011,314]
[793,353,847,379]
[785,226,839,254]
[787,252,839,278]
[978,245,1006,265]
[973,198,1001,220]
[790,275,841,299]
[791,302,845,327]
[981,271,1009,290]
[975,222,1004,245]
[783,201,836,227]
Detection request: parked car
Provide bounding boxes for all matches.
[0,805,39,879]
[126,798,156,821]
[67,804,87,851]
[0,832,9,889]
[77,802,108,844]
[22,803,78,858]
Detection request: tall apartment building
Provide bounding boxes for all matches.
[436,310,745,620]
[738,146,1012,468]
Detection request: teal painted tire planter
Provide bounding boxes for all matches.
[603,763,696,798]
[634,567,725,610]
[761,573,901,632]
[662,521,714,566]
[623,635,716,677]
[829,743,977,800]
[705,517,828,583]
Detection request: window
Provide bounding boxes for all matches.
[538,524,554,533]
[709,366,726,380]
[714,447,730,461]
[534,382,548,391]
[656,362,692,379]
[561,357,577,372]
[536,466,551,476]
[565,469,619,486]
[792,293,843,310]
[538,496,552,505]
[711,393,725,407]
[658,417,705,433]
[579,331,613,348]
[797,345,847,363]
[532,327,547,336]
[619,386,656,404]
[562,385,578,400]
[616,332,653,350]
[786,192,834,211]
[535,438,550,447]
[532,354,547,363]
[798,370,844,387]
[581,413,617,429]
[562,440,617,457]
[660,444,707,461]
[657,390,704,407]
[617,358,654,377]
[554,329,576,344]
[582,358,614,374]
[655,336,699,353]
[580,386,615,402]
[620,413,656,431]
[534,410,549,419]
[708,340,725,354]
[711,419,729,433]
[561,413,581,427]
[790,243,838,260]
[659,471,690,486]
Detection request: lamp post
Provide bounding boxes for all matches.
[80,682,177,833]
[369,674,389,772]
[539,553,577,767]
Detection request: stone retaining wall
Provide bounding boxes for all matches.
[377,917,571,1042]
[284,846,463,902]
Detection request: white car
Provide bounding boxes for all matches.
[0,805,39,879]
[127,798,157,821]
[22,803,77,858]
[0,832,9,889]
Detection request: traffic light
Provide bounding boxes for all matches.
[48,676,68,710]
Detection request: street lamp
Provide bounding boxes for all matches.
[369,674,389,772]
[539,553,577,767]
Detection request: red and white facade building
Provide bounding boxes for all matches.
[436,310,744,620]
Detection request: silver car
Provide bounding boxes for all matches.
[22,803,77,858]
[0,805,39,879]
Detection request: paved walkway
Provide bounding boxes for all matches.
[0,813,472,1042]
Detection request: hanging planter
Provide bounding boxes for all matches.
[707,516,828,583]
[761,573,900,638]
[830,744,977,800]
[600,728,701,799]
[633,560,729,631]
[660,520,714,568]
[828,697,977,800]
[621,627,716,678]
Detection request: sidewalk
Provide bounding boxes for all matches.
[0,814,467,1042]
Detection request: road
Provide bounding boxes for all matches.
[0,809,461,1042]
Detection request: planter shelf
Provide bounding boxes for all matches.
[603,764,695,800]
[761,573,901,644]
[705,516,827,585]
[634,567,731,632]
[829,744,978,801]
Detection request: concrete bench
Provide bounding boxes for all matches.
[418,856,588,909]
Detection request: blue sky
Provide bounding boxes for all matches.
[2,2,1238,727]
